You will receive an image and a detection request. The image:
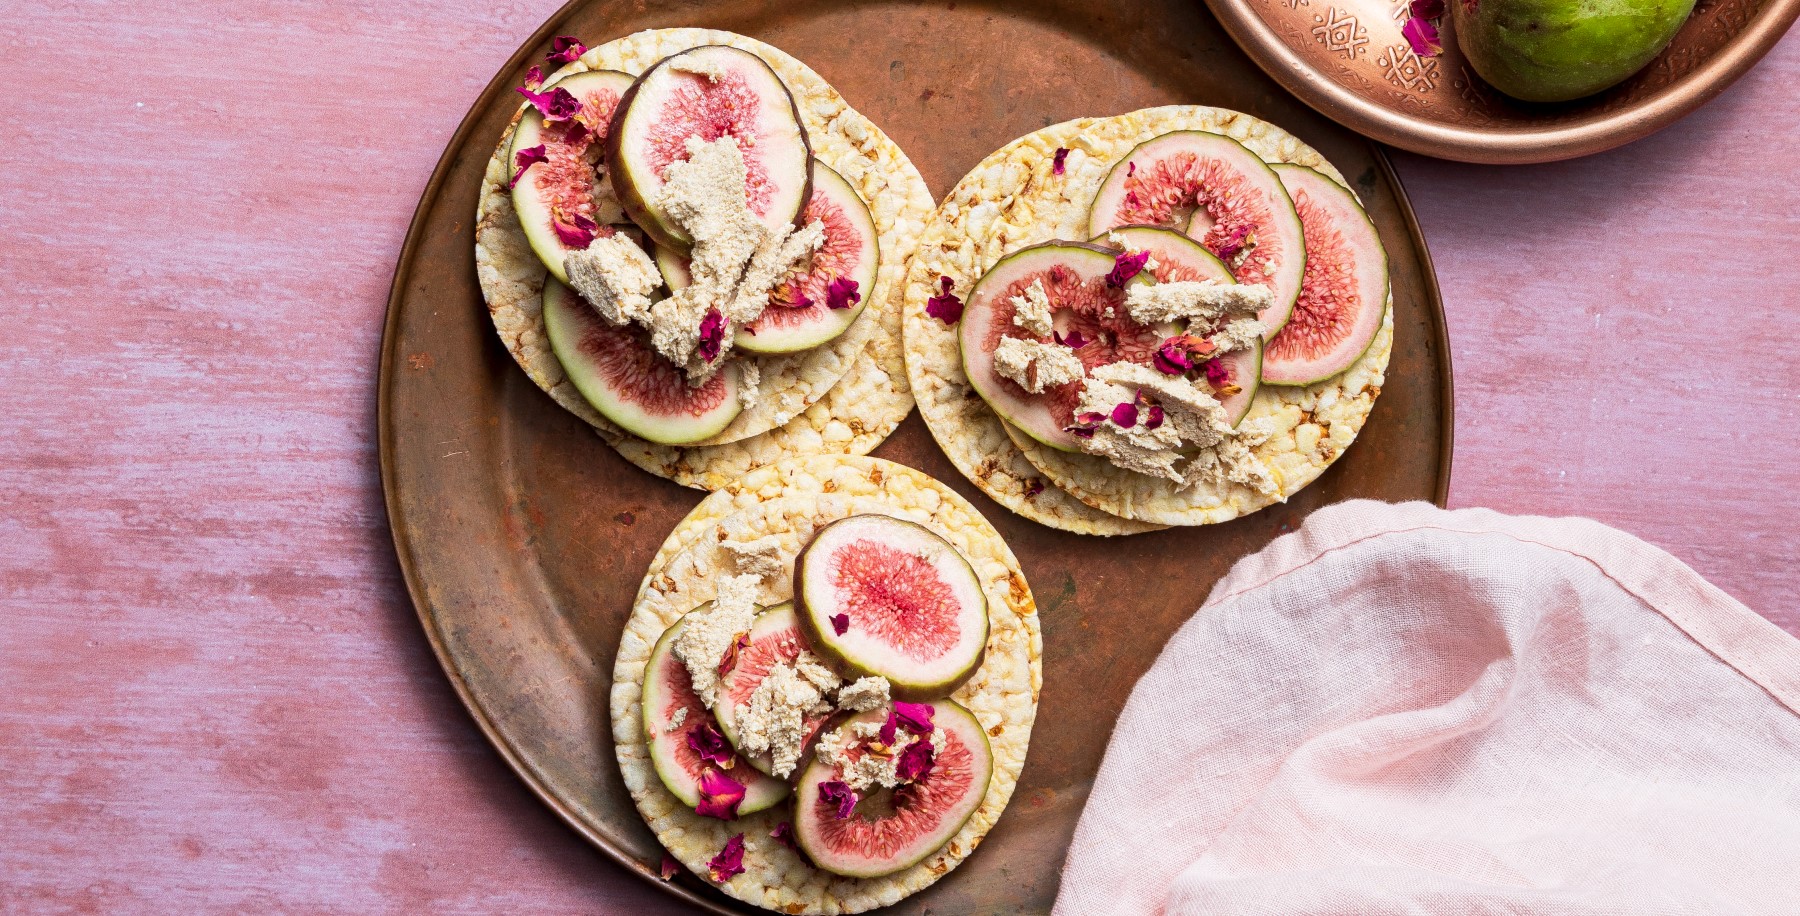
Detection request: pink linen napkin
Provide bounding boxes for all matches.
[1055,500,1800,915]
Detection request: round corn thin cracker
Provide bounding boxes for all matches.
[902,105,1390,529]
[613,456,1039,914]
[476,29,929,486]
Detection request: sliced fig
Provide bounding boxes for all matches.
[1262,165,1387,386]
[714,602,834,776]
[541,277,742,444]
[607,45,812,252]
[655,161,880,355]
[642,608,790,816]
[794,515,987,700]
[1086,130,1305,337]
[508,69,637,283]
[792,700,992,878]
[958,242,1157,452]
[1090,224,1232,286]
[1208,341,1262,429]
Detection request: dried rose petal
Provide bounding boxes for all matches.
[1214,224,1252,261]
[1111,401,1139,428]
[926,275,964,325]
[1203,358,1231,387]
[893,701,935,735]
[818,780,858,820]
[1153,341,1193,376]
[1105,249,1151,288]
[560,119,590,144]
[1052,147,1070,176]
[826,276,861,310]
[707,834,746,883]
[1402,16,1442,57]
[550,211,598,249]
[1409,0,1445,17]
[1075,410,1107,425]
[1024,478,1045,497]
[1068,425,1097,439]
[687,721,735,769]
[1145,404,1166,430]
[696,768,746,820]
[896,736,936,782]
[830,613,849,635]
[697,309,726,363]
[771,821,801,852]
[1127,161,1137,177]
[509,144,548,189]
[547,35,587,64]
[523,65,545,90]
[516,85,582,122]
[658,853,680,880]
[1054,328,1089,349]
[718,631,749,677]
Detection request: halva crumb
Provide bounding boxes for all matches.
[1008,279,1054,337]
[671,573,761,708]
[835,677,890,713]
[1073,361,1272,492]
[563,233,661,326]
[738,651,841,777]
[1125,279,1272,329]
[993,337,1085,394]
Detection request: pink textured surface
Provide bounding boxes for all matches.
[1,3,1794,912]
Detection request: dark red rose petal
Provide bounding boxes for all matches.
[1111,401,1139,428]
[1025,478,1046,497]
[830,613,849,636]
[1214,224,1252,261]
[925,275,964,325]
[547,35,587,64]
[706,834,746,883]
[1145,404,1165,430]
[686,721,735,769]
[1409,0,1445,17]
[697,309,726,363]
[1203,358,1231,387]
[516,85,582,122]
[1052,147,1070,176]
[1402,16,1442,56]
[1105,249,1150,288]
[896,736,936,782]
[696,768,746,820]
[770,821,801,852]
[826,276,861,310]
[510,144,548,189]
[818,780,857,820]
[659,853,680,880]
[1153,341,1192,376]
[1055,328,1089,349]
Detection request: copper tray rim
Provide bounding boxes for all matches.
[1204,0,1800,164]
[375,2,1456,912]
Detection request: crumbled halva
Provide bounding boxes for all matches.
[1008,279,1054,337]
[814,718,945,792]
[737,651,841,777]
[670,572,761,708]
[1074,361,1273,492]
[993,337,1085,394]
[834,676,890,713]
[1125,279,1272,329]
[563,233,661,326]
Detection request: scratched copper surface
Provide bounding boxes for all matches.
[378,0,1450,911]
[1207,0,1800,162]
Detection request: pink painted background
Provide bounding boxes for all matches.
[3,1,1796,911]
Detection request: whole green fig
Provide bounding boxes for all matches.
[1452,0,1697,102]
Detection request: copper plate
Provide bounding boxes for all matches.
[378,0,1452,911]
[1207,0,1800,163]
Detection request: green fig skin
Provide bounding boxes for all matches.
[1452,0,1697,103]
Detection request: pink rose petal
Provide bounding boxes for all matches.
[896,736,936,782]
[1127,161,1137,177]
[770,821,801,852]
[1203,358,1231,387]
[1055,329,1089,349]
[1105,249,1151,288]
[706,834,746,882]
[830,613,849,635]
[523,65,545,90]
[1402,16,1442,57]
[686,721,735,769]
[550,211,598,249]
[1052,147,1069,176]
[516,85,582,122]
[1145,404,1165,430]
[1214,224,1252,261]
[696,768,746,820]
[697,309,726,363]
[818,780,857,820]
[826,276,861,310]
[547,35,587,65]
[1025,478,1046,497]
[925,275,963,325]
[658,853,680,880]
[893,701,935,735]
[1153,341,1193,375]
[509,144,548,189]
[1111,401,1139,428]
